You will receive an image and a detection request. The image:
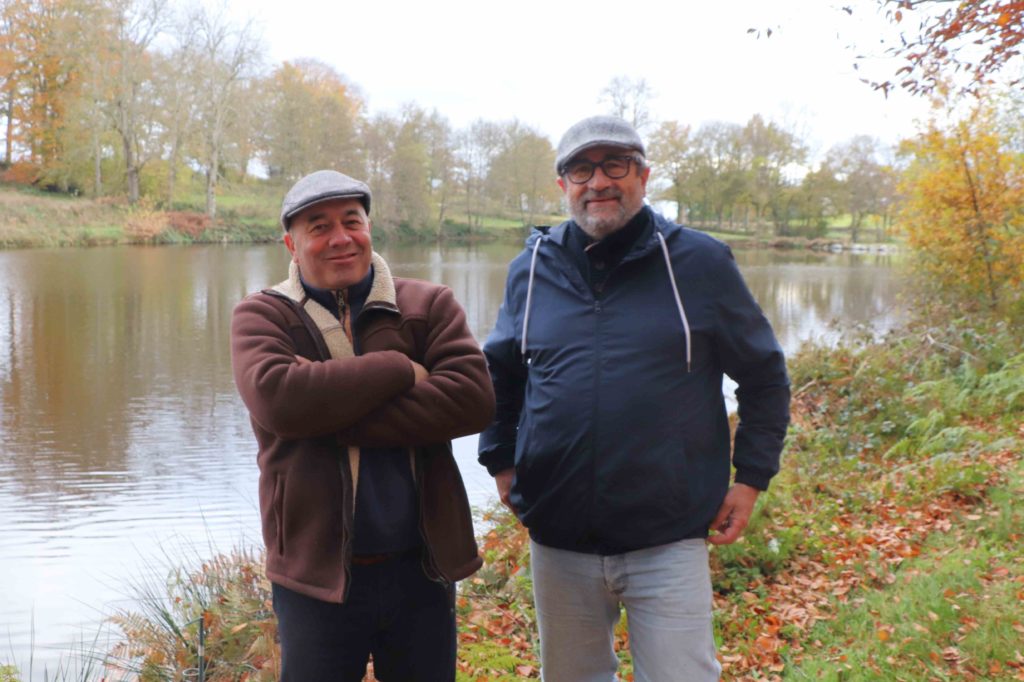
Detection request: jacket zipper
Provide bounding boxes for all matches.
[336,287,355,602]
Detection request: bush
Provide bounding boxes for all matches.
[123,203,169,242]
[106,548,279,682]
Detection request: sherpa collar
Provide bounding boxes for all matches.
[272,251,396,308]
[270,251,398,361]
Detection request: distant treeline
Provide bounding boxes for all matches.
[2,0,896,240]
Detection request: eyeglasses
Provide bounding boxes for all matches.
[562,155,642,184]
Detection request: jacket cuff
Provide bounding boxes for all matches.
[734,468,773,491]
[479,451,515,477]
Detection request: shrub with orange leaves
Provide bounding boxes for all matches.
[897,97,1024,310]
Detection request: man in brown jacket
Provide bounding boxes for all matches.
[231,170,495,682]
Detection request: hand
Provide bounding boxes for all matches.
[410,360,429,384]
[494,468,515,512]
[707,483,760,546]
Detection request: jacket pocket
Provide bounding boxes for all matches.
[273,474,285,556]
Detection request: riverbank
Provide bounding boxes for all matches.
[3,304,1018,681]
[0,183,537,249]
[0,184,899,252]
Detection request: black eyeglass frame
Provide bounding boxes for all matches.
[561,154,644,184]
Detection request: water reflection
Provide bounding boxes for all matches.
[0,242,904,677]
[737,251,907,351]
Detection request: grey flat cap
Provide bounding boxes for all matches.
[555,116,645,174]
[280,170,372,230]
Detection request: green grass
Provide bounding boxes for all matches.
[786,458,1023,680]
[172,182,280,217]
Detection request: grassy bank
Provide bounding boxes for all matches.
[3,303,1018,681]
[0,183,281,248]
[0,183,895,252]
[0,183,553,249]
[713,308,1024,680]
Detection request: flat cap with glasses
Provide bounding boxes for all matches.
[555,115,646,175]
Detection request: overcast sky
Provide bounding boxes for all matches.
[229,0,935,160]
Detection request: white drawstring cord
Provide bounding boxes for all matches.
[656,231,692,372]
[520,237,543,357]
[521,230,691,373]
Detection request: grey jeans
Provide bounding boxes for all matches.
[530,538,721,682]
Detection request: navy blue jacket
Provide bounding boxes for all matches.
[478,208,790,554]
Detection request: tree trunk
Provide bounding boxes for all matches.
[167,137,180,208]
[124,141,140,204]
[436,189,448,241]
[237,143,251,185]
[3,86,13,165]
[205,144,218,218]
[92,126,102,197]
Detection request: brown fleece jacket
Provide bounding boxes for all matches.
[231,253,494,602]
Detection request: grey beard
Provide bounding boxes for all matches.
[571,202,640,240]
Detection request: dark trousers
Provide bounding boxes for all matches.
[272,554,456,682]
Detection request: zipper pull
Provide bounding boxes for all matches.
[336,289,353,343]
[335,290,347,319]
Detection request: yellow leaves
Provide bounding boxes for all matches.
[897,100,1024,307]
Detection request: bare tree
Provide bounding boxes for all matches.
[599,76,655,133]
[189,2,261,218]
[422,110,456,237]
[103,0,170,204]
[455,119,502,232]
[361,112,399,231]
[157,18,201,207]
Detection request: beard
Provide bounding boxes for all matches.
[569,188,642,240]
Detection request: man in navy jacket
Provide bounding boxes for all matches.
[478,116,790,682]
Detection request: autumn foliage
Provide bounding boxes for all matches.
[878,0,1024,96]
[897,99,1024,309]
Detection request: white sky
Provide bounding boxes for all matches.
[229,0,935,160]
